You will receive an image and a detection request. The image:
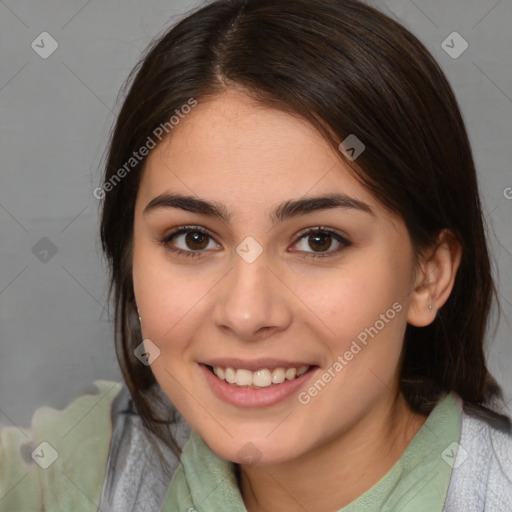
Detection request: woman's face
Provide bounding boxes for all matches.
[132,89,421,465]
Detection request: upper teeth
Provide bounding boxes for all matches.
[212,366,310,387]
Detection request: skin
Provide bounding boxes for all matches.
[132,88,462,511]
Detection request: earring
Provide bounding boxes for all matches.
[137,309,142,322]
[428,304,433,310]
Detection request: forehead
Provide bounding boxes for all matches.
[136,90,388,222]
[150,91,336,173]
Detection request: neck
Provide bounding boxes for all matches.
[239,391,428,512]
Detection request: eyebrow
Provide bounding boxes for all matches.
[143,192,375,225]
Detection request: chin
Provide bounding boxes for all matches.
[199,429,305,466]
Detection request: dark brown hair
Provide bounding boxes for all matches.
[99,0,509,461]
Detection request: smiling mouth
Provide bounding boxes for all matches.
[205,364,316,388]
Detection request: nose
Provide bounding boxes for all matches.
[212,254,292,341]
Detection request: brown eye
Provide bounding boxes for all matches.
[292,227,351,258]
[308,232,332,252]
[159,226,220,258]
[185,231,209,250]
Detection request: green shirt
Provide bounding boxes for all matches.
[163,392,462,511]
[0,380,122,512]
[0,381,461,511]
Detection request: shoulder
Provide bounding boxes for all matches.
[0,379,122,512]
[443,403,512,512]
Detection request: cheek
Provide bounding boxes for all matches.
[132,247,209,408]
[132,244,215,356]
[300,258,405,337]
[293,254,409,386]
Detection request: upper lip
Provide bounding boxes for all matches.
[200,358,316,371]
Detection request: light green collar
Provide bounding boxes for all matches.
[163,392,462,511]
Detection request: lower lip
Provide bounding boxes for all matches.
[199,364,318,408]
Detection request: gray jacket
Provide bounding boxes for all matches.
[99,386,512,511]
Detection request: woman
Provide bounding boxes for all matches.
[2,0,511,511]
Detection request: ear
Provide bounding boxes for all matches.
[407,229,462,327]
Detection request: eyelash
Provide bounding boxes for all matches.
[158,225,352,260]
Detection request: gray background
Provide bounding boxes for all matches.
[0,0,511,428]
